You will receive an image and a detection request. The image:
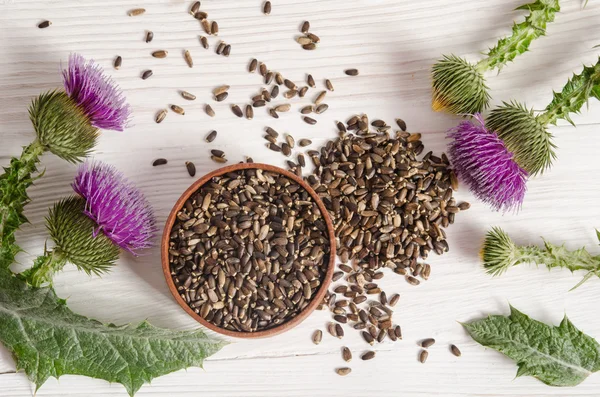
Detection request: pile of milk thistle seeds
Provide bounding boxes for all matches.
[168,168,331,333]
[294,116,469,374]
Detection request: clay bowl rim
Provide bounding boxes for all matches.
[161,163,336,339]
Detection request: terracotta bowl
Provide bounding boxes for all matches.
[161,163,336,338]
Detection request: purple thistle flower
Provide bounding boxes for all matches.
[72,161,156,254]
[447,114,528,212]
[63,53,131,131]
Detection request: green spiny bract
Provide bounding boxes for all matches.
[0,141,44,270]
[29,91,99,163]
[486,101,556,175]
[22,197,120,287]
[482,227,600,289]
[538,58,600,126]
[479,0,560,71]
[431,0,560,115]
[431,55,490,114]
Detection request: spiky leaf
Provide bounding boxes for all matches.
[0,141,44,270]
[480,0,560,71]
[21,197,120,287]
[431,54,490,114]
[481,227,600,289]
[487,101,556,175]
[539,58,600,126]
[0,267,227,396]
[29,91,99,163]
[463,306,600,387]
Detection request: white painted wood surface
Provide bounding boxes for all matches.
[1,0,600,395]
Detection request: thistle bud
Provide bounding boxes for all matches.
[431,55,490,114]
[486,102,556,176]
[29,91,99,163]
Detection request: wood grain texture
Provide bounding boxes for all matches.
[1,0,600,396]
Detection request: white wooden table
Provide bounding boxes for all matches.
[2,1,600,396]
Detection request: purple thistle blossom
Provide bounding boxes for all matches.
[447,114,528,212]
[72,161,156,254]
[63,53,131,131]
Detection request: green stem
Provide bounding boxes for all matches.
[0,139,45,270]
[477,0,560,72]
[513,242,600,289]
[20,248,68,288]
[538,59,600,126]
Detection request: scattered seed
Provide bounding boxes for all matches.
[211,21,219,35]
[301,105,313,114]
[213,85,230,96]
[335,324,344,339]
[450,344,462,357]
[419,350,429,363]
[155,109,167,123]
[345,69,359,76]
[302,43,317,51]
[211,149,225,158]
[142,70,153,80]
[38,20,52,29]
[114,56,122,70]
[395,118,407,131]
[190,1,201,15]
[274,104,291,112]
[146,31,154,43]
[270,85,279,98]
[303,116,317,125]
[342,347,352,362]
[128,8,145,16]
[307,74,316,88]
[268,143,282,152]
[215,92,229,102]
[200,36,209,49]
[231,104,243,118]
[301,21,310,33]
[297,37,312,45]
[194,11,208,20]
[223,44,231,57]
[206,130,217,142]
[297,153,305,167]
[389,294,400,307]
[362,331,374,345]
[299,139,312,147]
[181,91,196,100]
[211,155,227,163]
[185,161,196,177]
[325,79,334,91]
[315,104,328,114]
[269,109,279,118]
[314,91,326,105]
[421,338,435,348]
[171,105,185,115]
[249,58,258,73]
[245,105,254,120]
[361,351,375,361]
[406,276,420,286]
[152,158,167,166]
[336,368,351,376]
[312,330,323,345]
[201,19,211,35]
[298,86,309,97]
[152,50,168,58]
[306,33,320,43]
[184,50,193,67]
[205,104,216,117]
[263,1,271,15]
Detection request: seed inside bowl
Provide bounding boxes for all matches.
[168,168,332,333]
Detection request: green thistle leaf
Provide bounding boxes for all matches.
[431,54,490,114]
[481,227,600,289]
[539,58,600,126]
[486,101,557,175]
[0,267,227,396]
[479,0,560,71]
[463,306,600,387]
[0,141,44,270]
[29,91,99,163]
